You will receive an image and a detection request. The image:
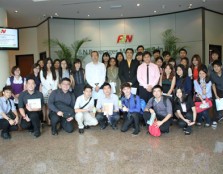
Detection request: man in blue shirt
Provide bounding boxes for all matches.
[143,85,172,133]
[120,82,141,135]
[0,86,19,139]
[96,82,120,130]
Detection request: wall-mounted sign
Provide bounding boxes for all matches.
[117,34,133,43]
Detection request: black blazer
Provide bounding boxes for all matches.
[118,59,139,87]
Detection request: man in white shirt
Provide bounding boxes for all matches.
[85,51,106,100]
[96,82,120,130]
[75,84,98,134]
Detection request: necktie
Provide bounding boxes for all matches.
[147,65,149,84]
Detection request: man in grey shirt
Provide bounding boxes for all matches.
[143,85,172,133]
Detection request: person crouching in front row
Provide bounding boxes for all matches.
[96,82,120,130]
[143,85,172,134]
[120,82,141,135]
[74,84,98,134]
[0,86,19,139]
[18,78,44,138]
[48,78,76,135]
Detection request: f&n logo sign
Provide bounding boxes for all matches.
[117,34,133,43]
[0,29,6,34]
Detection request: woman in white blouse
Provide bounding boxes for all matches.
[40,58,58,125]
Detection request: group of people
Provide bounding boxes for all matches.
[0,45,223,139]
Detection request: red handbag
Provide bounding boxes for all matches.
[148,121,161,137]
[195,98,212,113]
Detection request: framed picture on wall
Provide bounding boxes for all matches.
[209,45,222,63]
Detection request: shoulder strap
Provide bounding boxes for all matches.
[10,76,14,84]
[80,97,92,109]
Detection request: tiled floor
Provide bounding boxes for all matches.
[0,122,223,174]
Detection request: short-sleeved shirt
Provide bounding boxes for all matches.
[146,96,172,117]
[210,70,223,91]
[175,95,195,114]
[18,90,44,109]
[74,94,94,110]
[96,93,119,111]
[0,97,16,119]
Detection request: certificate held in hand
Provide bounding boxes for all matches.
[27,98,41,109]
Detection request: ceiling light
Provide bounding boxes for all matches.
[137,3,140,7]
[189,3,192,8]
[87,14,90,17]
[54,13,59,16]
[14,10,18,13]
[120,14,123,17]
[202,0,206,2]
[162,5,165,9]
[110,5,122,9]
[99,6,101,9]
[154,10,157,13]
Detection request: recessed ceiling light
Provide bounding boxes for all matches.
[137,3,140,7]
[87,14,90,17]
[120,14,123,17]
[14,10,18,13]
[99,6,101,9]
[54,13,59,16]
[154,10,157,13]
[162,4,165,9]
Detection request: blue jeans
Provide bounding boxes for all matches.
[197,109,211,124]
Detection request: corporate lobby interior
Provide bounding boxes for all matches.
[0,0,223,173]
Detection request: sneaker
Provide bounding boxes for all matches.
[185,131,191,135]
[205,123,210,127]
[196,122,201,126]
[212,121,217,128]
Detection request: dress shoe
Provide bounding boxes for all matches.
[1,132,11,139]
[132,130,139,135]
[100,124,107,130]
[51,130,58,135]
[34,131,41,138]
[79,129,84,134]
[84,125,90,129]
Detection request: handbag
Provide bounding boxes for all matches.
[148,120,161,137]
[195,98,212,113]
[6,100,16,120]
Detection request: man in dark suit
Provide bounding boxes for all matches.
[118,48,139,88]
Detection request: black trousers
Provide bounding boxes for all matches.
[0,119,18,133]
[143,111,171,133]
[178,112,193,133]
[121,112,140,132]
[139,86,153,103]
[21,111,41,133]
[50,112,74,133]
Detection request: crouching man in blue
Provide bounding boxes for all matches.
[120,82,141,135]
[48,78,75,135]
[19,78,44,138]
[0,86,19,139]
[143,85,172,133]
[96,82,120,130]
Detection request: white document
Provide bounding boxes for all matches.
[103,103,113,116]
[215,98,223,111]
[110,82,116,93]
[131,87,137,95]
[27,98,41,109]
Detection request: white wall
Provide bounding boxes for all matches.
[49,9,203,63]
[37,20,50,57]
[8,21,49,69]
[8,28,38,70]
[205,11,223,64]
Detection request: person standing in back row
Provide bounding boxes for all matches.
[118,48,139,88]
[85,51,106,102]
[137,51,160,103]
